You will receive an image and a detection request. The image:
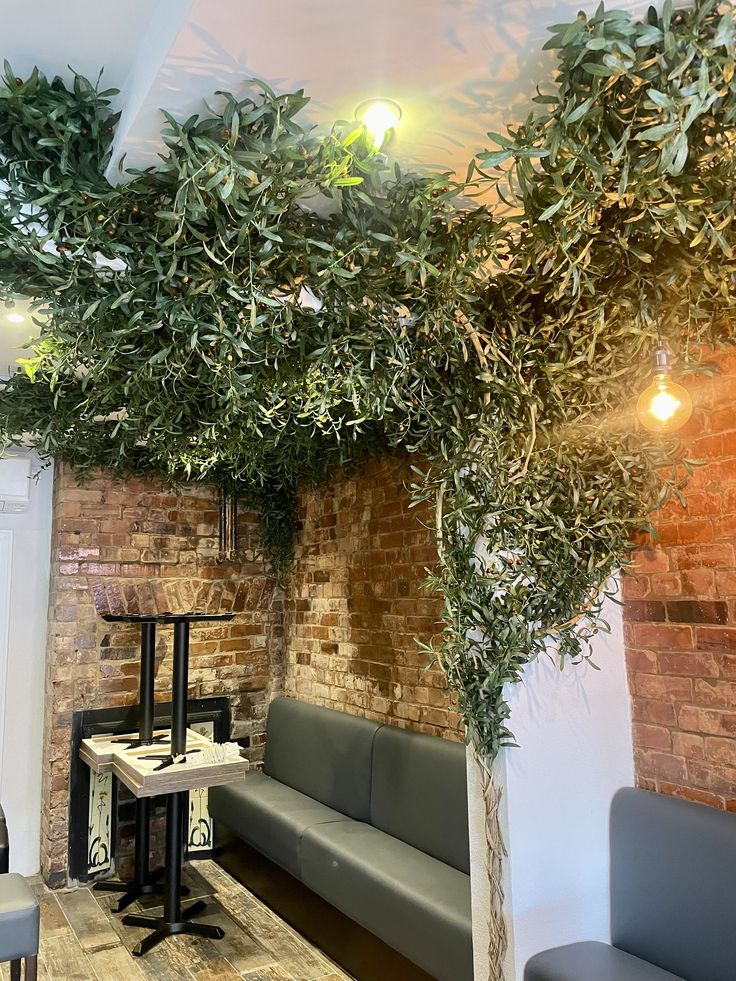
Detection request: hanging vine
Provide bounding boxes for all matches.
[2,2,736,974]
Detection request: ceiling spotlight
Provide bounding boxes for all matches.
[5,313,25,324]
[355,98,402,150]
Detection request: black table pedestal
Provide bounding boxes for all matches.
[93,796,169,912]
[121,617,226,955]
[123,792,224,955]
[94,623,173,911]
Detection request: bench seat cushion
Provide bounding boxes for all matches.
[370,724,470,874]
[524,942,685,981]
[301,820,472,981]
[208,772,351,878]
[0,873,39,961]
[611,788,736,981]
[264,698,380,821]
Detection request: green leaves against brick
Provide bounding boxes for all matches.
[3,0,736,757]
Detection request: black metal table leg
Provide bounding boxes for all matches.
[122,621,224,954]
[95,623,177,911]
[93,797,162,911]
[123,792,224,953]
[111,622,167,751]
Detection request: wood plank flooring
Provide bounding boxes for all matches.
[0,861,351,981]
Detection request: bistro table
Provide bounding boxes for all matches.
[91,616,168,912]
[81,612,246,956]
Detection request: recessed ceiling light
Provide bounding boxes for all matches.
[5,313,24,324]
[355,99,402,150]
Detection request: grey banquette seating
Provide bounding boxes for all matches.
[0,803,40,981]
[209,697,472,981]
[525,787,736,981]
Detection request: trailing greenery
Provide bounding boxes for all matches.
[2,0,736,759]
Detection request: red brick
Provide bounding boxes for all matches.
[657,651,720,678]
[626,649,657,673]
[632,698,677,726]
[705,737,736,767]
[696,626,736,652]
[693,680,736,709]
[659,782,723,808]
[650,572,682,597]
[716,570,736,596]
[681,569,716,597]
[631,549,670,575]
[625,600,666,622]
[673,544,735,570]
[633,723,672,751]
[633,674,693,701]
[666,600,727,624]
[630,623,693,650]
[634,749,687,783]
[622,574,651,598]
[671,732,704,760]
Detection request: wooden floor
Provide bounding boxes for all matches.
[0,861,352,981]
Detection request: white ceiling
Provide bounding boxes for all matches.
[107,0,647,176]
[0,0,649,367]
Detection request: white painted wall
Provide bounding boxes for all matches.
[0,452,54,875]
[469,590,634,980]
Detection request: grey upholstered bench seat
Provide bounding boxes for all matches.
[301,820,473,981]
[208,771,352,878]
[0,873,39,964]
[525,788,736,981]
[525,941,685,981]
[210,697,473,981]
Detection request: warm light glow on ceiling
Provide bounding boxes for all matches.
[355,98,402,149]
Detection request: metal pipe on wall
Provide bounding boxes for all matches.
[218,488,238,559]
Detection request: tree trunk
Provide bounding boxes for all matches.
[475,748,508,981]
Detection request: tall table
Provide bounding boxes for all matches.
[93,612,236,955]
[93,617,168,912]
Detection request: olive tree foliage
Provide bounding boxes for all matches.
[1,0,736,759]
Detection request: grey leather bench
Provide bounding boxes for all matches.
[209,697,472,981]
[525,787,736,981]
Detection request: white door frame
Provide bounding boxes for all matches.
[0,530,13,797]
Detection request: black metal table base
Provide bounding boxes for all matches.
[94,867,166,914]
[123,901,225,956]
[97,613,234,955]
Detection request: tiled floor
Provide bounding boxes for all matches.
[0,861,352,981]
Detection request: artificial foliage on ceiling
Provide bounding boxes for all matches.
[1,0,736,768]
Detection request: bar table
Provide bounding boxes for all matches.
[93,617,169,913]
[96,612,235,955]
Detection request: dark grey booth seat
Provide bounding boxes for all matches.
[525,787,736,981]
[209,698,472,981]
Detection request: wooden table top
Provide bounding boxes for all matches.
[80,729,248,798]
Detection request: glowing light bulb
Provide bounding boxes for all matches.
[355,99,402,150]
[5,313,24,324]
[636,371,693,434]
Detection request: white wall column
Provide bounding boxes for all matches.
[0,453,54,875]
[469,590,634,980]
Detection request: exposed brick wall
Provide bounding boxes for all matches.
[284,454,460,740]
[42,463,283,882]
[624,350,736,810]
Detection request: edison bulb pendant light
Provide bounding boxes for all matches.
[636,343,693,434]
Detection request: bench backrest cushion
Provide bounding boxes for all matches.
[611,787,736,981]
[370,724,470,874]
[264,697,380,821]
